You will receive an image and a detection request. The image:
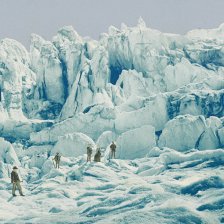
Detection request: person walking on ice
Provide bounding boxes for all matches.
[110,141,116,159]
[87,144,93,162]
[94,147,102,162]
[53,152,61,169]
[11,166,25,197]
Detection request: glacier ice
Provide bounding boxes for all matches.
[52,132,95,157]
[158,114,207,151]
[116,125,156,159]
[0,20,224,223]
[30,34,65,105]
[96,130,118,149]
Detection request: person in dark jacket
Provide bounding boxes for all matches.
[94,148,101,162]
[11,166,24,196]
[53,152,61,169]
[110,141,116,159]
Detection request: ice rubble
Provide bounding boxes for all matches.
[0,20,224,223]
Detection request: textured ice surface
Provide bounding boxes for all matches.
[0,151,223,223]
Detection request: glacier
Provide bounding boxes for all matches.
[0,19,224,223]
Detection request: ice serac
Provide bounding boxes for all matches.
[0,38,35,121]
[30,34,65,104]
[0,36,55,139]
[31,105,116,144]
[52,26,84,94]
[115,94,168,133]
[58,42,111,120]
[0,137,20,165]
[158,115,207,151]
[0,137,20,177]
[218,127,224,147]
[198,116,222,150]
[116,69,150,98]
[107,19,224,95]
[91,45,110,89]
[116,125,156,159]
[0,119,53,141]
[36,20,224,127]
[96,131,117,149]
[198,127,220,150]
[167,86,224,119]
[51,132,95,157]
[58,60,93,119]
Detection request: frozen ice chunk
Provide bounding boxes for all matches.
[51,132,95,157]
[0,137,20,166]
[116,125,156,159]
[217,127,224,147]
[115,94,168,133]
[96,131,118,149]
[158,115,207,151]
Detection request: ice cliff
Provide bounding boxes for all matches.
[0,18,223,152]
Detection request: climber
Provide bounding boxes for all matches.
[53,152,61,169]
[87,144,93,162]
[11,166,25,197]
[110,141,116,159]
[94,147,102,162]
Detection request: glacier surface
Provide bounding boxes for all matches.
[0,19,224,223]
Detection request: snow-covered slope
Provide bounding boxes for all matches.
[0,19,224,223]
[0,151,223,223]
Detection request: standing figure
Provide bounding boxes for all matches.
[87,145,93,162]
[11,166,24,197]
[53,152,61,169]
[94,148,101,162]
[110,141,116,159]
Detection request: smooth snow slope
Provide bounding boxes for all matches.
[0,19,224,223]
